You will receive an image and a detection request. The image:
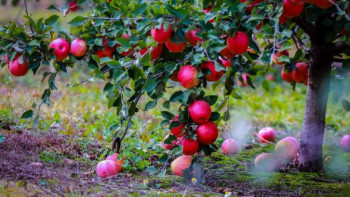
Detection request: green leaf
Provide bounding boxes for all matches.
[261,80,270,92]
[204,95,218,106]
[209,112,220,121]
[142,78,156,93]
[161,111,174,120]
[165,4,190,19]
[342,99,350,112]
[145,100,157,111]
[68,16,85,26]
[170,91,183,102]
[163,101,170,109]
[45,15,59,26]
[231,89,242,99]
[21,110,33,119]
[103,82,115,93]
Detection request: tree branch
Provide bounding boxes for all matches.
[23,0,34,34]
[332,41,349,55]
[292,17,316,38]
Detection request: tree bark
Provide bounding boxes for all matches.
[298,43,333,171]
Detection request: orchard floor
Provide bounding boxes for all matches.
[1,70,350,196]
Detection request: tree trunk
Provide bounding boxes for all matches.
[298,43,333,172]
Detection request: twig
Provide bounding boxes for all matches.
[120,92,143,141]
[86,0,95,14]
[327,0,350,21]
[23,0,34,34]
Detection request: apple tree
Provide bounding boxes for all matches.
[0,0,349,173]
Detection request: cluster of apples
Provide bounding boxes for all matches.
[280,0,335,24]
[253,127,300,172]
[165,100,219,177]
[96,153,124,178]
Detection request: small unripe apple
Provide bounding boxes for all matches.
[340,135,350,152]
[292,62,308,85]
[274,136,299,161]
[282,0,304,18]
[139,44,163,60]
[258,127,277,143]
[254,153,282,172]
[165,40,187,53]
[68,2,78,12]
[106,153,124,173]
[178,65,200,89]
[271,50,289,65]
[200,61,224,82]
[151,24,173,43]
[49,38,70,62]
[219,57,232,68]
[188,100,211,124]
[70,38,87,57]
[170,115,186,137]
[227,31,249,55]
[281,67,293,83]
[96,160,118,178]
[9,56,29,77]
[185,29,204,46]
[196,122,218,145]
[221,138,240,155]
[182,138,199,155]
[171,155,193,177]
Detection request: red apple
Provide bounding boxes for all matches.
[254,153,282,172]
[240,0,263,12]
[151,24,173,43]
[178,65,200,89]
[219,56,232,68]
[292,62,308,85]
[162,134,177,150]
[271,49,289,65]
[279,13,289,24]
[9,56,29,77]
[258,127,277,143]
[282,0,304,18]
[171,155,193,177]
[139,44,163,60]
[70,38,87,57]
[49,38,70,62]
[256,21,263,30]
[170,70,180,82]
[274,136,300,161]
[227,31,249,55]
[96,160,118,178]
[106,153,124,172]
[281,67,293,83]
[196,122,218,145]
[165,40,187,53]
[220,47,236,59]
[185,29,204,46]
[200,61,224,82]
[221,138,240,155]
[68,2,78,12]
[203,5,215,23]
[290,0,306,5]
[266,74,275,81]
[117,34,133,56]
[340,135,350,152]
[170,115,186,137]
[238,73,249,87]
[182,138,199,155]
[315,0,334,9]
[95,38,115,59]
[188,100,211,124]
[176,135,186,146]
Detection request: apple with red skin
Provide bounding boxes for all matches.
[219,57,232,68]
[96,160,118,178]
[271,50,289,65]
[283,0,304,18]
[182,138,199,155]
[176,135,186,146]
[292,62,308,85]
[266,74,275,81]
[238,73,249,87]
[315,0,334,9]
[200,61,224,82]
[279,13,289,24]
[290,0,305,5]
[163,134,177,150]
[139,44,163,60]
[340,135,350,152]
[49,38,70,62]
[254,153,282,172]
[281,67,293,83]
[95,38,115,59]
[255,21,263,30]
[117,34,133,56]
[240,0,263,12]
[170,70,180,82]
[70,38,87,57]
[203,5,215,23]
[274,136,300,161]
[222,138,240,155]
[9,56,29,77]
[185,29,204,46]
[170,115,186,137]
[68,2,78,12]
[227,31,249,55]
[165,40,187,53]
[151,24,173,43]
[258,127,277,143]
[196,122,218,145]
[171,155,193,177]
[220,47,236,59]
[106,153,124,172]
[178,65,200,89]
[188,100,212,124]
